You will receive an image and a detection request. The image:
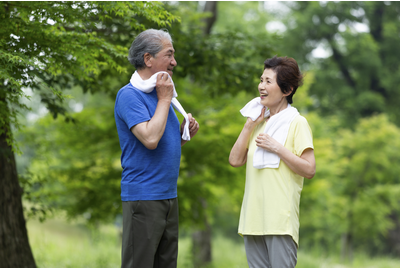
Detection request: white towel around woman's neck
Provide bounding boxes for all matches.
[130,71,191,141]
[240,97,299,169]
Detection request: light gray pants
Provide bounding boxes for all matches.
[244,235,297,268]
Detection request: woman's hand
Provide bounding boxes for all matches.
[255,133,281,154]
[256,134,316,179]
[229,107,267,167]
[245,107,266,129]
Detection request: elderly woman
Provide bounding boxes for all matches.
[229,56,316,268]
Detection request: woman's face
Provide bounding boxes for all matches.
[258,68,287,108]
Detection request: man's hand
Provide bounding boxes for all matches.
[181,113,199,145]
[156,73,174,102]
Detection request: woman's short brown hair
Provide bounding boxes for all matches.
[264,56,304,104]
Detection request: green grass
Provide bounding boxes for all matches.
[27,218,121,267]
[27,218,400,268]
[297,248,400,268]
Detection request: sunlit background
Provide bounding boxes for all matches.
[3,1,400,268]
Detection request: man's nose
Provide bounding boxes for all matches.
[171,57,177,66]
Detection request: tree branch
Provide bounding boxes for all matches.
[202,1,217,35]
[327,38,356,88]
[369,2,384,43]
[368,2,387,98]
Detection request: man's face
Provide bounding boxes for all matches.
[150,39,177,77]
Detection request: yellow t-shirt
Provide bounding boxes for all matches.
[238,115,314,247]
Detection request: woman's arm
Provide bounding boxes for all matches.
[255,134,316,179]
[277,146,315,179]
[229,108,266,167]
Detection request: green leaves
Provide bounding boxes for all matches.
[1,1,179,151]
[300,113,400,253]
[280,1,400,126]
[20,96,123,224]
[10,1,400,258]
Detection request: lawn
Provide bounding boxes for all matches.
[27,218,400,268]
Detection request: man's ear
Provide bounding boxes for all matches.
[144,53,152,68]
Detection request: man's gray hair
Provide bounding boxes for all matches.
[128,29,173,70]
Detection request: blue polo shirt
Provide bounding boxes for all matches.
[114,83,182,201]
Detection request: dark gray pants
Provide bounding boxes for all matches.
[121,198,179,268]
[244,235,297,268]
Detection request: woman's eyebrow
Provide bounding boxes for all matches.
[261,75,273,80]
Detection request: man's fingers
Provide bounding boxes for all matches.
[190,121,198,131]
[156,72,170,82]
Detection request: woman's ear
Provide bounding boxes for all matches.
[283,87,294,97]
[144,53,152,68]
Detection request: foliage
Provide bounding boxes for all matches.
[337,114,400,251]
[20,92,121,223]
[277,2,400,255]
[211,1,271,35]
[163,1,276,230]
[1,2,177,266]
[0,1,178,150]
[13,0,400,263]
[18,2,275,229]
[279,1,400,126]
[299,113,400,255]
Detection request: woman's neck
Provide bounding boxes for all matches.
[269,100,289,117]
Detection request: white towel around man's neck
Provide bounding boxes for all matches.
[240,97,299,169]
[130,71,191,141]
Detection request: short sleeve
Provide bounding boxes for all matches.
[292,116,314,157]
[115,88,151,130]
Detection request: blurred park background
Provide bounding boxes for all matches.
[2,1,400,268]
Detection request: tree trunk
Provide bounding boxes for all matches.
[202,1,218,35]
[191,197,212,267]
[190,3,217,262]
[387,212,400,257]
[0,95,37,267]
[340,232,353,263]
[191,218,212,267]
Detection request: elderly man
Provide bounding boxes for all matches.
[114,29,199,268]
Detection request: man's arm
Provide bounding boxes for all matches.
[131,73,174,150]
